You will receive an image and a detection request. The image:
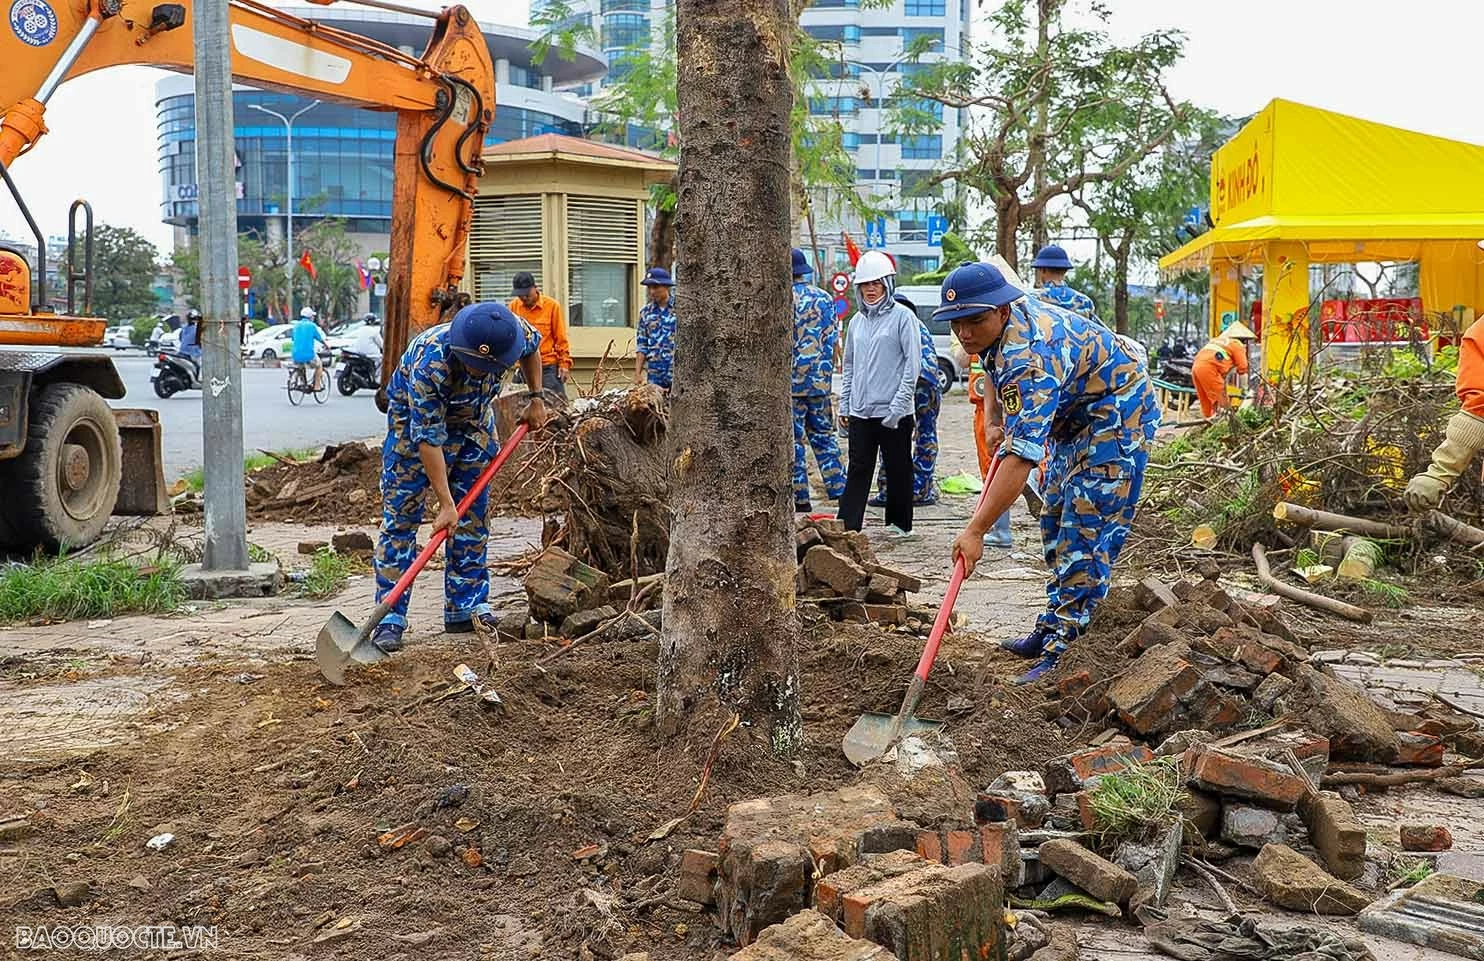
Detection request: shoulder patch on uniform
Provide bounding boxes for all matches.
[1000,383,1023,416]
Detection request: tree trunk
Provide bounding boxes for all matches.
[648,172,679,268]
[659,0,802,756]
[996,195,1021,272]
[1112,243,1131,335]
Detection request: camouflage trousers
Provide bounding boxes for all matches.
[1034,440,1150,656]
[792,393,845,503]
[875,378,942,502]
[373,432,494,629]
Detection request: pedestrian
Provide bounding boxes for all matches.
[1030,245,1100,323]
[871,292,940,507]
[938,262,1158,685]
[635,267,677,389]
[368,303,550,654]
[1190,321,1257,418]
[507,271,572,396]
[1405,314,1484,510]
[837,250,920,537]
[291,306,328,392]
[790,248,845,512]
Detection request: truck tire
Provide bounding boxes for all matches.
[2,383,123,552]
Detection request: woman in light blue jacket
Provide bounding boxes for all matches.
[837,250,920,536]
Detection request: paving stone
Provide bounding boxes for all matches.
[1253,843,1373,915]
[730,910,898,961]
[560,605,618,638]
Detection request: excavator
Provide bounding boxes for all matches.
[0,0,494,552]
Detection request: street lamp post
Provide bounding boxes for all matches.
[248,99,319,316]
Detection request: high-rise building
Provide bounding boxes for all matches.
[560,0,969,276]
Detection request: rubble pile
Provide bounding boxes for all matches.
[241,442,382,524]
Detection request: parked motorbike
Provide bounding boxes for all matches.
[151,350,202,398]
[336,350,380,396]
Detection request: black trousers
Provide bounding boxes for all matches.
[839,415,914,532]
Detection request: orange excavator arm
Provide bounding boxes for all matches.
[0,0,493,377]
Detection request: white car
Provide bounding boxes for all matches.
[242,323,294,361]
[104,325,135,350]
[890,284,963,392]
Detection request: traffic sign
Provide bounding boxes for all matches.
[864,218,887,249]
[237,266,252,291]
[829,271,850,296]
[833,297,850,319]
[926,215,949,247]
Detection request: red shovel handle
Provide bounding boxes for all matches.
[911,453,1002,683]
[379,422,529,610]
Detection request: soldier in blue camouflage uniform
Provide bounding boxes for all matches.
[790,249,845,511]
[872,293,941,505]
[635,267,677,389]
[370,303,549,654]
[1030,244,1101,324]
[937,262,1158,684]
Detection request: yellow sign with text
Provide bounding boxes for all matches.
[1211,111,1274,226]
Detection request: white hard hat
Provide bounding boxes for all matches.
[852,250,896,286]
[300,307,317,320]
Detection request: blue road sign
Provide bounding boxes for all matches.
[926,215,949,247]
[864,217,887,249]
[833,297,850,319]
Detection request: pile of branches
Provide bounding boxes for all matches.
[1136,346,1481,574]
[495,384,671,577]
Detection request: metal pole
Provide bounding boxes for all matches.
[248,100,317,318]
[194,0,248,571]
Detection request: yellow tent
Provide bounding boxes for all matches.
[1159,99,1484,377]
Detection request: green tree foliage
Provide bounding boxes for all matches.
[889,0,1191,270]
[73,224,160,321]
[295,218,363,322]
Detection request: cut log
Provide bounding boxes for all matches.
[1424,510,1484,548]
[1272,502,1408,539]
[1251,543,1373,624]
[1336,539,1383,582]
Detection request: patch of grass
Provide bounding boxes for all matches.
[1362,579,1409,609]
[1087,758,1187,846]
[1295,548,1321,569]
[1387,856,1433,888]
[247,542,274,564]
[0,556,184,623]
[179,447,319,492]
[297,548,356,600]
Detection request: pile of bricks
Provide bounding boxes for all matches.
[504,546,662,641]
[795,518,933,631]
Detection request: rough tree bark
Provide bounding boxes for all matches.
[1110,235,1132,334]
[658,0,803,756]
[648,171,679,268]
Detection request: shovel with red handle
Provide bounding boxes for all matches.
[316,423,530,685]
[842,454,1001,766]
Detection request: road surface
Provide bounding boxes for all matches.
[108,353,386,479]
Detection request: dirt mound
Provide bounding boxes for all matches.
[244,442,382,524]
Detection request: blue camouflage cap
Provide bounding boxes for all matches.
[933,262,1023,321]
[449,302,524,374]
[641,266,675,287]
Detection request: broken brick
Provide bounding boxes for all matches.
[1107,642,1243,737]
[979,822,1022,888]
[804,546,870,596]
[729,909,899,961]
[974,791,1048,829]
[1038,839,1138,904]
[1252,673,1294,713]
[1394,731,1445,767]
[815,851,1005,961]
[1134,577,1180,612]
[1400,824,1452,852]
[1043,741,1155,795]
[678,849,719,905]
[1237,731,1331,785]
[1175,789,1221,840]
[1127,619,1186,654]
[330,530,374,553]
[1057,671,1093,698]
[863,575,900,602]
[1186,745,1308,811]
[1302,792,1366,881]
[862,604,906,627]
[865,564,922,594]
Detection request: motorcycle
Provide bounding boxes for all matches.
[151,350,202,398]
[335,350,380,396]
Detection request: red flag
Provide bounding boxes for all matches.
[298,249,317,280]
[842,231,862,267]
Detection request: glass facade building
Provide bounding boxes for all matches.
[156,11,603,239]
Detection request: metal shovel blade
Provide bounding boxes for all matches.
[316,610,387,686]
[842,711,945,767]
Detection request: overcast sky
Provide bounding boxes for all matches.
[5,0,1482,256]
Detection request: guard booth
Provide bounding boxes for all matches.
[1159,99,1484,380]
[468,134,675,389]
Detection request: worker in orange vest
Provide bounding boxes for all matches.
[1191,321,1257,418]
[1406,316,1484,510]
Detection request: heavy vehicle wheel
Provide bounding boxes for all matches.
[2,384,123,552]
[337,371,357,396]
[153,375,179,399]
[936,358,956,394]
[261,348,276,362]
